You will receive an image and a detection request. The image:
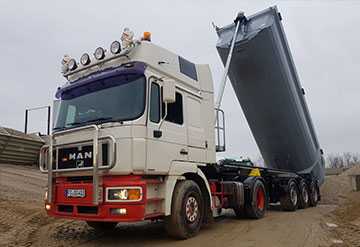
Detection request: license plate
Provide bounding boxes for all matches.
[65,189,86,198]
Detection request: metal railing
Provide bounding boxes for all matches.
[39,125,116,205]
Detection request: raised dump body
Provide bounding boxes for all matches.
[216,6,325,184]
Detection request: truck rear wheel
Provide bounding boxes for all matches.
[298,180,309,209]
[244,179,267,219]
[280,180,298,211]
[309,181,319,207]
[164,180,204,239]
[86,221,117,231]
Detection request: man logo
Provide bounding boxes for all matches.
[68,152,92,161]
[67,151,92,168]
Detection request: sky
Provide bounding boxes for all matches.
[0,0,359,160]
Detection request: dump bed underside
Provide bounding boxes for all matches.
[216,6,324,184]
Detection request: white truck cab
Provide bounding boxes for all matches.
[40,35,224,238]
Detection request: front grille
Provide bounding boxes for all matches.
[56,143,109,170]
[58,205,73,213]
[77,206,98,214]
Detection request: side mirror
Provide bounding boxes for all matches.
[163,79,176,104]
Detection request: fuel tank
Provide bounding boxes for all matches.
[216,6,325,184]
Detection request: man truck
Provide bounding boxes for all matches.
[40,6,325,239]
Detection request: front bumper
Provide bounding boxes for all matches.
[45,175,161,222]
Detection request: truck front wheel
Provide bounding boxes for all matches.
[165,180,204,239]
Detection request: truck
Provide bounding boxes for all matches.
[39,6,325,239]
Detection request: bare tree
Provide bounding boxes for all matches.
[327,154,344,168]
[326,153,360,168]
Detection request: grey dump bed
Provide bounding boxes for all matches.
[216,6,325,184]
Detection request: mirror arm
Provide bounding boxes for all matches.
[158,103,168,130]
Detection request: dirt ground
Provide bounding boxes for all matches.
[0,164,359,247]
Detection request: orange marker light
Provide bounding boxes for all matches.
[142,32,151,42]
[128,188,142,201]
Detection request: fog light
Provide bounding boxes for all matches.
[110,40,121,54]
[45,204,51,210]
[80,53,91,65]
[68,58,77,71]
[111,208,127,215]
[94,47,105,60]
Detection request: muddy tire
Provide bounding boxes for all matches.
[164,180,204,239]
[86,221,117,231]
[309,181,320,207]
[244,179,267,219]
[298,180,309,209]
[280,180,298,211]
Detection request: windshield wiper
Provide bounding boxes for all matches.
[68,117,114,127]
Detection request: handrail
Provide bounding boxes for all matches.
[41,125,116,205]
[39,135,116,173]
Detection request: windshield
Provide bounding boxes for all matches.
[54,76,146,130]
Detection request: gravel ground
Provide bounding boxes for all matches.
[0,163,359,247]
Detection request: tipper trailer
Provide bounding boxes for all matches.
[40,6,325,239]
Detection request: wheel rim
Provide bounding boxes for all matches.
[185,196,199,223]
[290,186,298,206]
[256,187,265,210]
[302,185,309,204]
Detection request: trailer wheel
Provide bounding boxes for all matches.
[164,180,204,239]
[86,221,117,231]
[309,181,320,207]
[244,179,267,219]
[280,180,298,211]
[298,180,309,209]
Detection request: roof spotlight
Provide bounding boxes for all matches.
[94,47,105,60]
[110,41,121,54]
[80,53,91,65]
[67,58,78,71]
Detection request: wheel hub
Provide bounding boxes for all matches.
[185,196,199,223]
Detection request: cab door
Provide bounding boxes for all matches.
[146,78,188,173]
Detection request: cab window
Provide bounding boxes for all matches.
[150,82,161,123]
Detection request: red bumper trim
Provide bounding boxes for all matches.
[47,175,151,222]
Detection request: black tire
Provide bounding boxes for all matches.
[280,180,298,211]
[298,180,309,209]
[244,179,267,219]
[309,181,320,207]
[86,221,117,231]
[164,180,204,239]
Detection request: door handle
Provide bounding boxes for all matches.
[180,149,188,155]
[153,130,162,138]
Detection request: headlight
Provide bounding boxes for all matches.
[94,47,105,60]
[107,187,142,201]
[110,41,121,54]
[80,53,91,65]
[68,58,77,70]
